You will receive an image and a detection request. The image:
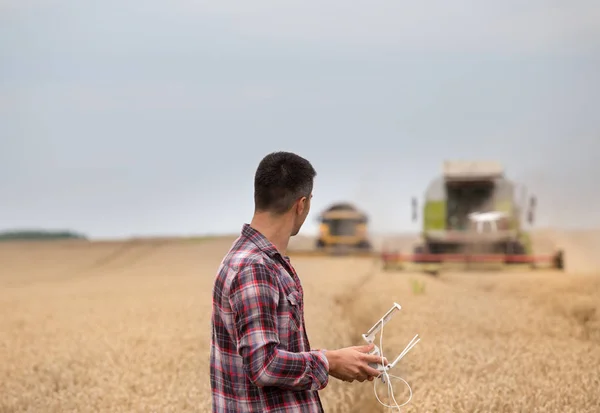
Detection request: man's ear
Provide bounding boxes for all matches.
[296,196,307,215]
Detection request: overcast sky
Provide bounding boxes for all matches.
[1,0,599,239]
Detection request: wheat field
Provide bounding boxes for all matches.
[1,232,599,413]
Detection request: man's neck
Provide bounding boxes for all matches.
[250,212,292,255]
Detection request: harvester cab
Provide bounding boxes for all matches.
[385,161,564,272]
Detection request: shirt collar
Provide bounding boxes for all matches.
[241,223,283,259]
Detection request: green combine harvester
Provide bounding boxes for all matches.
[382,161,564,273]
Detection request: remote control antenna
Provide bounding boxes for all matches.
[362,302,402,344]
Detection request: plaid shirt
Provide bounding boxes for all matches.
[210,224,330,413]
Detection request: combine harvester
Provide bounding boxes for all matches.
[288,202,374,257]
[382,161,564,273]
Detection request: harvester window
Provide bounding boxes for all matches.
[446,180,495,231]
[323,218,363,236]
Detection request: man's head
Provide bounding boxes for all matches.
[254,151,317,236]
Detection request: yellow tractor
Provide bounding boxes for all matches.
[315,202,372,253]
[288,202,374,257]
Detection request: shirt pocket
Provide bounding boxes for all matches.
[285,290,303,332]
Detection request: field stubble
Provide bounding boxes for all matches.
[1,237,599,412]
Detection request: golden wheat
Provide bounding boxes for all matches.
[1,239,599,413]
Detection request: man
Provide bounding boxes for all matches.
[210,151,384,412]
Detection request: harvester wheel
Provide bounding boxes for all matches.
[413,245,427,263]
[504,241,526,255]
[553,250,564,270]
[502,241,528,266]
[357,240,371,250]
[315,239,325,249]
[414,244,443,264]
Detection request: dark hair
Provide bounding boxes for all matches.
[254,151,317,214]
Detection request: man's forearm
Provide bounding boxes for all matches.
[241,344,329,391]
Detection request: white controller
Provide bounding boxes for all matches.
[361,302,421,408]
[361,302,420,382]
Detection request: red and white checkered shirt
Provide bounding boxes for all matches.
[210,224,329,413]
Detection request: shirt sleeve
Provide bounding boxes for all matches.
[229,262,330,391]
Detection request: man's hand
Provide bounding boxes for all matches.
[325,343,388,383]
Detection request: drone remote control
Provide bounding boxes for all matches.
[361,302,420,381]
[361,302,421,409]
